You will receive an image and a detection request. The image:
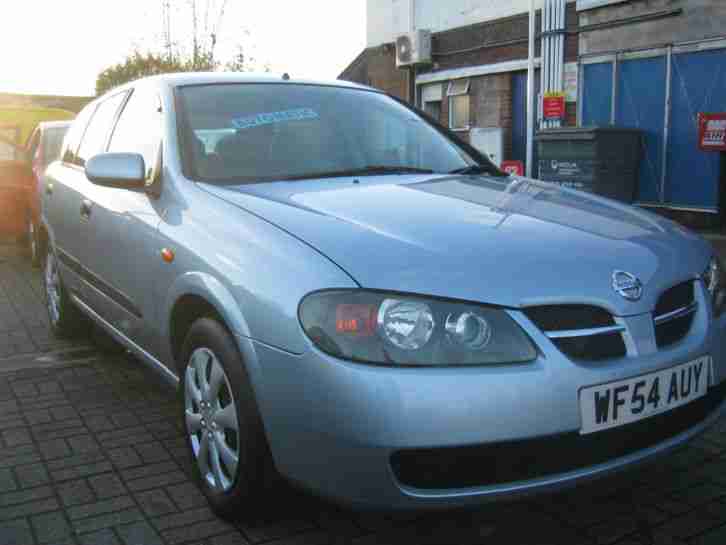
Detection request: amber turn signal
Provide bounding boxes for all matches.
[161,248,175,263]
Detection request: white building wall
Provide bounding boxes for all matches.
[366,0,550,47]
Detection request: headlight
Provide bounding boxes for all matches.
[703,256,726,317]
[299,290,537,366]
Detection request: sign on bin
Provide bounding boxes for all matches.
[698,113,726,151]
[543,93,566,120]
[538,159,593,191]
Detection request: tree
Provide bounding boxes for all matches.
[184,0,227,70]
[96,0,265,95]
[95,52,186,95]
[225,45,271,73]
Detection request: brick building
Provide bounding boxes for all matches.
[340,0,726,227]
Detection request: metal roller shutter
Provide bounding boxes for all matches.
[667,47,726,210]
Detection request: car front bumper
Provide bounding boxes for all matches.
[240,305,726,510]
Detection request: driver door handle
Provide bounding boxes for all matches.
[80,199,92,220]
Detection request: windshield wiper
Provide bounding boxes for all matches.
[354,165,436,175]
[449,164,503,176]
[281,165,436,181]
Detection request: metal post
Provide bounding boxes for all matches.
[610,54,619,125]
[526,0,536,177]
[661,45,673,204]
[554,0,565,128]
[577,60,584,125]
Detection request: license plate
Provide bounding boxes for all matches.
[579,356,712,435]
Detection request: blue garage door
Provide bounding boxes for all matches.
[666,48,726,210]
[581,62,613,126]
[615,56,667,204]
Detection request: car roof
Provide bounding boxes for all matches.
[108,71,378,95]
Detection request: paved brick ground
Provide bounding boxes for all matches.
[0,246,79,359]
[1,244,725,545]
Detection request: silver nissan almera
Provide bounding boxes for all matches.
[41,73,726,518]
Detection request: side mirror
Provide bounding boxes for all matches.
[86,152,146,189]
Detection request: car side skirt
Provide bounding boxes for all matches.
[71,295,179,387]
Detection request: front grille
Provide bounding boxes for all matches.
[655,315,695,348]
[390,382,726,490]
[524,305,615,331]
[551,334,627,361]
[655,281,694,316]
[654,281,696,349]
[524,305,627,361]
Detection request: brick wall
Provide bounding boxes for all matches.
[419,3,578,75]
[440,90,450,127]
[470,73,513,158]
[579,0,726,56]
[341,4,579,94]
[339,46,409,101]
[339,4,580,156]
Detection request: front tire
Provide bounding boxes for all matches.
[44,246,85,337]
[180,318,278,520]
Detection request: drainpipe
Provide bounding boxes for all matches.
[526,0,536,177]
[410,0,417,104]
[409,0,416,33]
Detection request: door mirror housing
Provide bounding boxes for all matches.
[86,152,146,189]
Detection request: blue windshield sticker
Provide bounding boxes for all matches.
[231,108,319,130]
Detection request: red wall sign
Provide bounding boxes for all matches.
[501,160,524,176]
[699,113,726,152]
[543,93,566,120]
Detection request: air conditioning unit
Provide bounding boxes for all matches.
[395,30,432,68]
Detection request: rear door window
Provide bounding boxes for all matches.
[108,86,162,180]
[61,105,96,165]
[76,92,128,167]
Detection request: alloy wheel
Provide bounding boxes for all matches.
[45,251,61,325]
[184,347,240,492]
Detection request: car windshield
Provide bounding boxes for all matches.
[176,83,501,184]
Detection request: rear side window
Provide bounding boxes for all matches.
[108,86,163,179]
[76,92,128,167]
[61,105,96,165]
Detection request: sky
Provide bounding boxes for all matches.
[0,0,366,97]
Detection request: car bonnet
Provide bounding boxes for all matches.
[200,174,711,316]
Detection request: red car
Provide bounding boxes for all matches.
[0,121,71,265]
